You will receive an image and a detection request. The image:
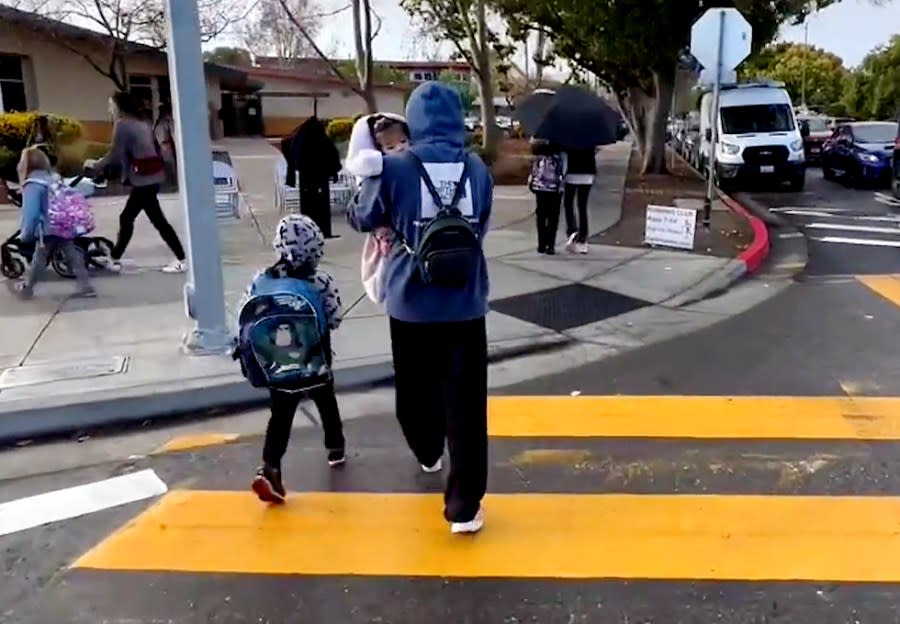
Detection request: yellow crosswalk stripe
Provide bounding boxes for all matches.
[74,490,900,582]
[858,274,900,307]
[488,396,900,439]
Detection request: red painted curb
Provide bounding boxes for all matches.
[719,192,770,274]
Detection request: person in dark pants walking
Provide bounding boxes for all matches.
[563,146,596,254]
[528,138,566,254]
[235,214,346,504]
[94,91,186,273]
[349,82,493,534]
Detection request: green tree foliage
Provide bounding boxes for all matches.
[741,42,848,111]
[203,47,253,67]
[491,0,841,173]
[842,35,900,120]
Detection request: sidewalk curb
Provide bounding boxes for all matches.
[0,339,573,445]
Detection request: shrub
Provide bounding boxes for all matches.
[56,141,109,176]
[0,112,84,177]
[326,117,354,143]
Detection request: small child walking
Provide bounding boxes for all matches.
[528,138,567,255]
[235,214,345,504]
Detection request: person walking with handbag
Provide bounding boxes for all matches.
[349,82,493,535]
[93,91,187,273]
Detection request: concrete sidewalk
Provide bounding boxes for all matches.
[0,139,772,442]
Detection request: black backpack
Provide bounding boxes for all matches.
[407,154,482,287]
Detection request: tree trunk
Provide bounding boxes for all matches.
[473,0,499,162]
[641,67,675,174]
[352,0,378,114]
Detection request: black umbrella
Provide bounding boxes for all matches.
[515,86,621,149]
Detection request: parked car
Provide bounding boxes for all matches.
[822,121,898,187]
[893,118,900,199]
[797,115,831,164]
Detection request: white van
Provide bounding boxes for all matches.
[699,82,806,192]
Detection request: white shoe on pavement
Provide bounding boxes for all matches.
[421,458,443,473]
[451,508,484,535]
[97,256,122,273]
[576,242,589,254]
[565,232,578,253]
[162,260,187,274]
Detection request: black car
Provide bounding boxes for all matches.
[893,118,900,199]
[822,121,898,187]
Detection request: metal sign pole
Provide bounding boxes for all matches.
[703,10,726,229]
[164,0,230,354]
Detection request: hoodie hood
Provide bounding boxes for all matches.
[405,82,465,149]
[345,113,407,180]
[273,214,325,270]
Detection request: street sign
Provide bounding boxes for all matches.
[644,205,696,250]
[698,68,736,87]
[690,8,752,72]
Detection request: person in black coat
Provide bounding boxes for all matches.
[281,117,343,238]
[563,146,597,254]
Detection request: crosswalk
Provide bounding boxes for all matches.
[771,206,900,249]
[71,395,900,586]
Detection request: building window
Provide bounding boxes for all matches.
[413,72,423,81]
[128,74,154,114]
[422,72,434,80]
[0,54,28,112]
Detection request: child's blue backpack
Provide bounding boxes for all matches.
[236,272,332,392]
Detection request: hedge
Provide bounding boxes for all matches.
[326,117,354,143]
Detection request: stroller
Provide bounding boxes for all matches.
[1,174,115,280]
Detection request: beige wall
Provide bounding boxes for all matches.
[259,77,405,136]
[0,23,222,141]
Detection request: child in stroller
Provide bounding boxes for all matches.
[1,172,114,281]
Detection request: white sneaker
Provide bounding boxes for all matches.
[576,242,589,254]
[451,508,484,535]
[162,260,187,274]
[97,257,122,273]
[565,232,578,253]
[421,458,443,473]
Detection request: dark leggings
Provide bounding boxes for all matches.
[564,183,591,243]
[112,184,186,261]
[534,191,562,252]
[263,385,345,468]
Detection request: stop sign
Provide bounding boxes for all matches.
[690,8,752,72]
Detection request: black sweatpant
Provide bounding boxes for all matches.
[112,184,186,261]
[534,191,562,252]
[389,316,488,523]
[263,383,345,468]
[564,183,591,243]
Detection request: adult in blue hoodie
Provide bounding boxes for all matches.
[348,82,492,534]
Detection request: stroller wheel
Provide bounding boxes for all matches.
[1,257,25,279]
[51,246,81,279]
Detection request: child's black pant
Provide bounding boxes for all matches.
[389,316,488,524]
[534,190,562,252]
[263,384,344,467]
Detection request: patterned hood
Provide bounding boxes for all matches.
[273,214,325,270]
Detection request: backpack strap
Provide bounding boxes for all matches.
[409,152,471,214]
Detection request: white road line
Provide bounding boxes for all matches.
[874,192,900,207]
[805,222,900,235]
[0,469,167,537]
[777,209,846,218]
[770,207,845,213]
[810,236,900,248]
[777,232,805,239]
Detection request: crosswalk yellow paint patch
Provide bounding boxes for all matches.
[488,396,900,439]
[74,490,900,582]
[858,274,900,308]
[154,433,242,454]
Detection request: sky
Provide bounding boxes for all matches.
[212,0,899,69]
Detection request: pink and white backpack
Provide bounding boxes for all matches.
[29,177,95,240]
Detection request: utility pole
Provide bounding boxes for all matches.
[801,19,809,111]
[164,0,230,355]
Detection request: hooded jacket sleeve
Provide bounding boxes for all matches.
[19,180,48,243]
[347,175,389,234]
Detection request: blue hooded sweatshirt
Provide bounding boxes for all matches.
[348,82,493,323]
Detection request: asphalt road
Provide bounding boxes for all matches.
[738,167,900,276]
[1,173,900,622]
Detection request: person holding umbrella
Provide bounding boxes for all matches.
[515,86,620,254]
[563,146,596,254]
